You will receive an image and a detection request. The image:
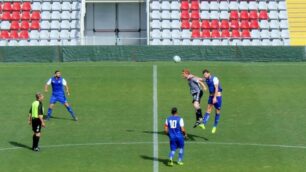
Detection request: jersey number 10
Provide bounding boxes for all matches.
[169,120,177,129]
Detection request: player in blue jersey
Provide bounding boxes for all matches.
[182,69,206,129]
[44,70,77,121]
[164,107,187,166]
[201,69,222,134]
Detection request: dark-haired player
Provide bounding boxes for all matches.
[201,69,223,134]
[164,107,187,166]
[44,70,77,121]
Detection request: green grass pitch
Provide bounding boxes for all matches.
[0,62,306,172]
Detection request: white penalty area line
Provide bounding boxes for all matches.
[152,65,159,172]
[1,141,306,152]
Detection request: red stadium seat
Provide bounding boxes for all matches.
[211,29,220,38]
[220,20,229,29]
[210,19,219,29]
[191,20,200,29]
[181,20,190,29]
[181,10,189,20]
[231,29,240,38]
[22,2,31,11]
[10,21,20,30]
[192,29,201,38]
[30,20,40,30]
[191,10,200,20]
[201,20,210,29]
[2,12,11,20]
[201,30,210,38]
[11,11,21,20]
[19,30,29,39]
[241,29,250,38]
[221,29,230,38]
[240,20,250,29]
[230,11,239,20]
[250,20,259,29]
[21,21,30,30]
[12,2,21,11]
[3,2,12,11]
[240,10,249,20]
[31,11,41,20]
[259,10,268,20]
[249,10,258,20]
[181,1,189,10]
[230,20,239,29]
[21,11,31,20]
[0,31,10,39]
[10,31,19,39]
[190,1,199,10]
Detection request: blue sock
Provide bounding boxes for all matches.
[169,151,175,160]
[214,113,221,127]
[203,112,210,124]
[47,108,53,119]
[178,148,184,162]
[66,106,76,118]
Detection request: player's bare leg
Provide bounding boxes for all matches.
[64,102,77,121]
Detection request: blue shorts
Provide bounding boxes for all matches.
[169,137,184,151]
[208,96,222,110]
[50,95,67,104]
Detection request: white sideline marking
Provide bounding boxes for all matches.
[152,65,159,172]
[1,141,306,152]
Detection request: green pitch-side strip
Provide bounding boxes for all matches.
[153,65,158,172]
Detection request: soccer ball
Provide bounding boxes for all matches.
[173,55,181,63]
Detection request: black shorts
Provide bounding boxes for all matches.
[32,118,42,133]
[192,91,203,103]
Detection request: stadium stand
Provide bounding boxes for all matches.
[149,0,290,46]
[0,0,81,46]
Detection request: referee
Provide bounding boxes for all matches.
[28,92,46,152]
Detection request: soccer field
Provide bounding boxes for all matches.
[0,62,305,172]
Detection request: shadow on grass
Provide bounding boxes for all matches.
[47,116,73,121]
[140,155,169,166]
[142,131,209,141]
[9,141,32,150]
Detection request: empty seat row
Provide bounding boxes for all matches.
[31,1,81,11]
[151,10,287,20]
[40,20,80,29]
[150,38,289,46]
[150,1,286,11]
[0,11,41,20]
[0,30,30,39]
[0,21,40,30]
[0,2,32,11]
[0,39,80,46]
[29,30,80,40]
[0,2,80,11]
[151,19,288,29]
[151,29,289,39]
[41,11,80,20]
